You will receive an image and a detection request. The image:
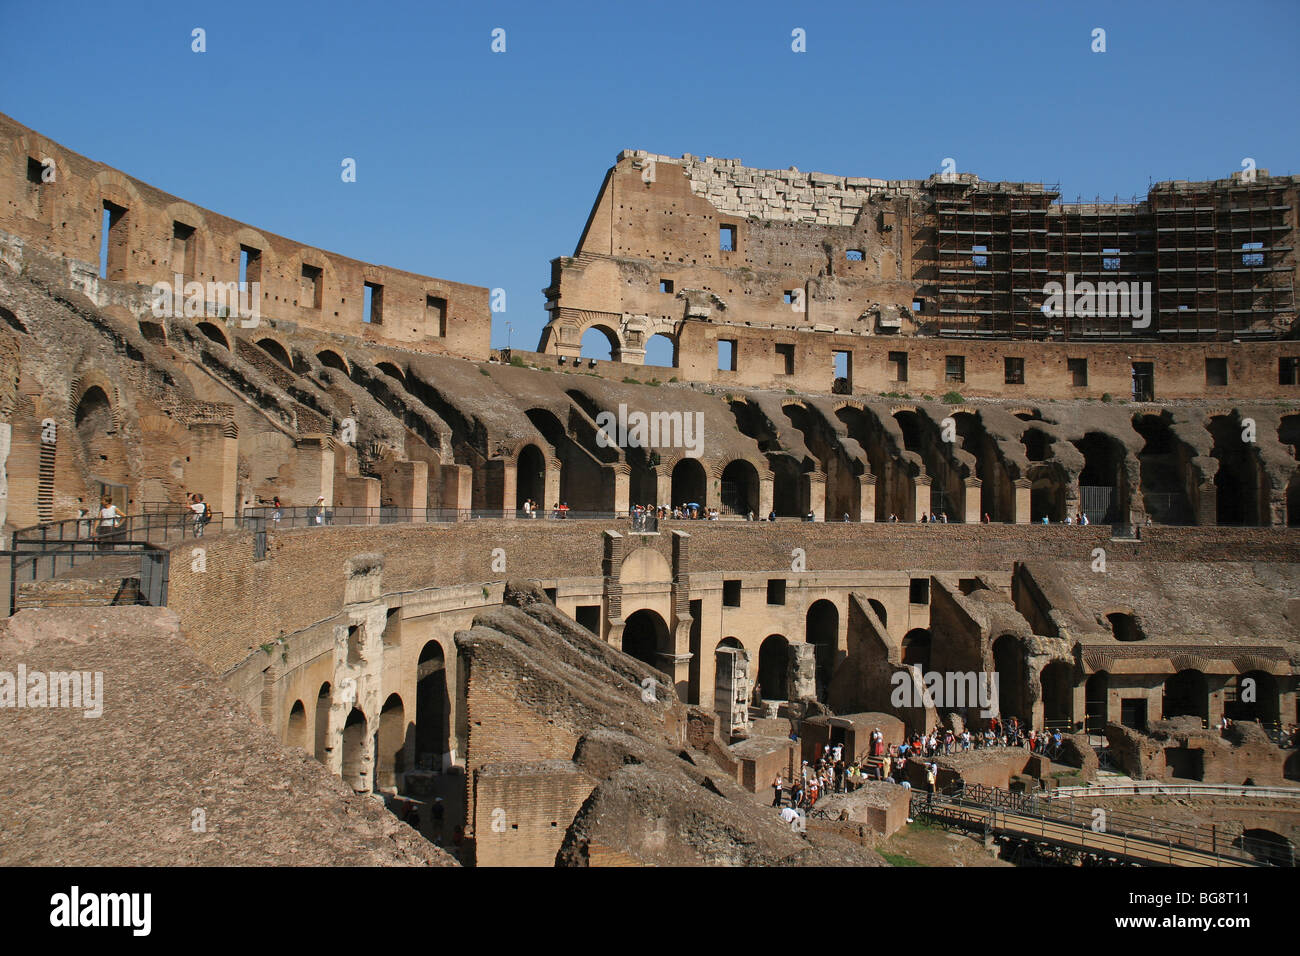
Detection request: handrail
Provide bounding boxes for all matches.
[1049,782,1300,800]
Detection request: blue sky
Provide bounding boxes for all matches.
[3,0,1296,365]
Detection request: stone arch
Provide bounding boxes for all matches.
[1208,413,1267,526]
[805,600,840,701]
[1162,669,1209,724]
[720,458,759,516]
[868,598,887,628]
[316,349,349,374]
[1028,463,1066,523]
[1225,670,1279,725]
[1085,671,1109,733]
[620,546,672,584]
[138,318,167,346]
[579,323,625,362]
[0,304,28,334]
[1235,829,1295,867]
[255,336,294,370]
[1041,661,1074,728]
[992,634,1027,721]
[313,682,332,763]
[341,707,370,793]
[516,443,546,510]
[902,627,931,671]
[1073,431,1130,524]
[286,699,308,751]
[375,361,405,384]
[622,608,671,670]
[73,379,129,491]
[416,641,448,771]
[642,331,678,368]
[1106,611,1145,642]
[374,693,406,791]
[1132,411,1195,525]
[670,456,707,508]
[758,634,790,701]
[195,321,230,349]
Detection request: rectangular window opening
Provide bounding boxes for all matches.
[833,350,852,391]
[1280,357,1300,386]
[845,249,864,262]
[575,605,601,635]
[172,221,196,279]
[1242,241,1264,267]
[909,578,930,605]
[660,278,674,294]
[971,243,989,268]
[363,281,384,324]
[719,224,736,252]
[26,157,45,186]
[1004,356,1025,385]
[1068,357,1088,387]
[766,579,786,606]
[775,343,795,376]
[888,350,908,382]
[718,339,737,372]
[1206,357,1228,387]
[911,299,924,313]
[1132,362,1155,402]
[723,580,741,607]
[945,355,965,384]
[301,264,323,309]
[100,200,128,281]
[239,245,262,287]
[427,295,448,336]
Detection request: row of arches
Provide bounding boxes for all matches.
[285,640,449,793]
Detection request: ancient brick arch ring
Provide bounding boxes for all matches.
[69,371,125,430]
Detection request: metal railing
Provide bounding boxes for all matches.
[12,511,223,549]
[929,783,1289,866]
[4,543,170,616]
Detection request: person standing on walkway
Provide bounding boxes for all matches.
[772,774,784,808]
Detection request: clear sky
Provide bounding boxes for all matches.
[2,0,1296,365]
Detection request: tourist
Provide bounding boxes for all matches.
[190,493,209,538]
[271,495,283,527]
[982,512,991,523]
[309,495,326,525]
[97,495,125,550]
[772,774,785,807]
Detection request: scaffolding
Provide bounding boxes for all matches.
[933,176,1296,341]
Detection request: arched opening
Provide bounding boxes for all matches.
[1074,432,1128,524]
[256,337,294,370]
[758,634,789,701]
[525,407,598,510]
[1162,669,1208,724]
[715,636,748,707]
[671,457,706,509]
[341,707,369,793]
[805,600,839,701]
[1029,464,1066,523]
[0,305,28,333]
[316,349,348,374]
[992,635,1027,722]
[195,321,229,349]
[1287,474,1300,527]
[1235,829,1295,867]
[1133,412,1194,525]
[313,682,331,763]
[770,456,802,516]
[138,319,167,345]
[622,609,670,671]
[867,598,887,628]
[1209,414,1265,526]
[416,642,447,772]
[1022,428,1053,462]
[516,443,546,510]
[376,361,405,383]
[643,332,677,369]
[1085,671,1109,733]
[895,408,963,522]
[374,694,406,792]
[1224,670,1279,725]
[901,628,931,672]
[1107,612,1145,642]
[75,385,128,488]
[720,459,759,516]
[1041,661,1073,729]
[580,325,619,361]
[286,700,308,751]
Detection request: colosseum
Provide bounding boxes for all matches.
[1,111,1297,869]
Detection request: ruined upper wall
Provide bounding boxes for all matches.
[0,112,490,358]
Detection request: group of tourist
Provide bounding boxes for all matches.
[771,718,1069,817]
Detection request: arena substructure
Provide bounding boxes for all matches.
[1,113,1299,867]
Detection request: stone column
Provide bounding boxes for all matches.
[389,460,428,520]
[1013,478,1031,524]
[189,422,239,518]
[441,463,473,516]
[610,463,630,515]
[789,642,817,700]
[656,468,672,509]
[913,473,932,520]
[964,477,982,524]
[858,472,876,522]
[759,473,774,518]
[803,472,826,521]
[294,435,336,512]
